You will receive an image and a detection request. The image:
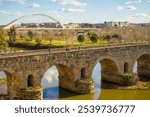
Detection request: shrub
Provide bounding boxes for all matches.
[90,34,98,43]
[77,35,85,43]
[0,28,8,50]
[112,34,120,39]
[27,31,34,41]
[8,26,16,42]
[103,35,111,41]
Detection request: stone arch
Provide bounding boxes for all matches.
[27,75,34,87]
[0,68,21,98]
[124,62,129,73]
[100,59,121,84]
[81,68,86,79]
[42,63,75,81]
[100,59,120,75]
[137,54,150,78]
[41,64,75,93]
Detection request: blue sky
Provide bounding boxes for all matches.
[0,0,150,25]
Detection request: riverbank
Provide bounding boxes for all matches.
[102,79,150,90]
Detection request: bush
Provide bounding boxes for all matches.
[112,34,120,39]
[103,35,111,41]
[27,31,34,41]
[90,34,98,43]
[77,35,85,43]
[0,28,8,50]
[8,26,16,42]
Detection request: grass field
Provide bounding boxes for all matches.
[16,38,108,47]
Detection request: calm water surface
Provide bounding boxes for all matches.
[0,63,150,100]
[41,63,150,100]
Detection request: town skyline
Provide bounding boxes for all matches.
[0,0,150,25]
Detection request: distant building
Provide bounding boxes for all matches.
[64,23,81,29]
[104,21,131,27]
[20,22,61,28]
[65,23,104,29]
[94,23,105,28]
[132,23,150,27]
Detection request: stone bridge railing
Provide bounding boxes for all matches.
[0,43,148,59]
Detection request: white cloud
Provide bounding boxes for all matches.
[132,13,150,18]
[50,0,87,7]
[0,0,25,4]
[117,5,136,11]
[0,10,11,14]
[29,3,41,8]
[126,0,142,4]
[0,10,24,16]
[50,0,57,2]
[126,13,150,23]
[59,8,85,12]
[61,0,87,7]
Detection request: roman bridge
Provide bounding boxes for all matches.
[0,43,150,99]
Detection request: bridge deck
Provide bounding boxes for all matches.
[0,43,149,59]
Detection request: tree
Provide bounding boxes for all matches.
[90,34,98,43]
[35,35,42,46]
[77,35,85,43]
[104,35,111,41]
[0,28,8,50]
[27,31,34,41]
[112,34,120,39]
[8,26,16,42]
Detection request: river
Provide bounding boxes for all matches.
[0,63,150,100]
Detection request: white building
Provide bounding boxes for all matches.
[104,21,130,27]
[64,23,81,29]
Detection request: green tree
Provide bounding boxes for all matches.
[77,35,85,43]
[104,35,111,41]
[8,26,16,42]
[0,28,8,50]
[35,35,42,46]
[112,34,120,39]
[27,31,34,41]
[90,34,98,43]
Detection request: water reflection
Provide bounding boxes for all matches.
[92,63,101,100]
[0,71,7,94]
[41,66,59,100]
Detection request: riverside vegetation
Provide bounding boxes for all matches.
[0,26,150,51]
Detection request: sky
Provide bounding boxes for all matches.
[0,0,150,25]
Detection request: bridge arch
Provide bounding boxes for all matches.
[136,54,150,78]
[41,63,76,99]
[0,68,21,98]
[91,57,121,88]
[3,13,64,29]
[100,59,120,81]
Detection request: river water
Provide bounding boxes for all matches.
[0,63,150,100]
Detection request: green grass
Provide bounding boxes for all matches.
[15,38,108,47]
[26,86,43,91]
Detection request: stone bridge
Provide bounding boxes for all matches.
[0,43,150,99]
